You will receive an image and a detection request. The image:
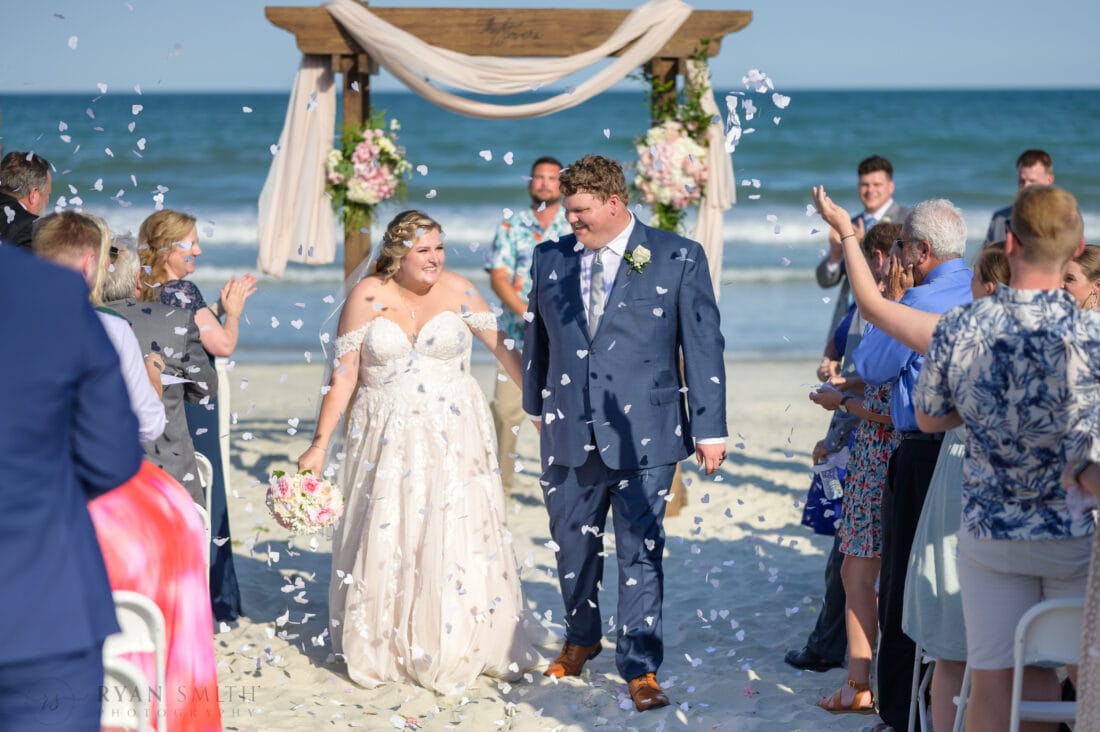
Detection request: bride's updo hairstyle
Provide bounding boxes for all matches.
[137,208,197,301]
[373,210,442,281]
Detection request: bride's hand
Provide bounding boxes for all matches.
[297,444,324,475]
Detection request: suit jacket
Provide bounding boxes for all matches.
[984,204,1011,245]
[0,245,143,665]
[815,200,909,337]
[0,192,36,249]
[522,220,727,470]
[107,297,217,503]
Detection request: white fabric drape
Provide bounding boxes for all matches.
[326,0,691,119]
[256,56,337,277]
[687,58,735,299]
[257,0,734,290]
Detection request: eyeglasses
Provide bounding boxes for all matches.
[893,238,925,248]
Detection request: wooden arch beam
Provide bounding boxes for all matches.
[266,6,752,59]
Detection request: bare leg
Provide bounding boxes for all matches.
[967,666,1061,732]
[930,658,964,732]
[821,554,879,708]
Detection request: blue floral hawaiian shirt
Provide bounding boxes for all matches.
[915,286,1100,540]
[486,206,571,346]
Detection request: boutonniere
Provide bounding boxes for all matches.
[624,245,651,274]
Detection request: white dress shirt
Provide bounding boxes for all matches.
[579,215,634,326]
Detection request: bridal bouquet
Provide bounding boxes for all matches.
[325,111,411,231]
[266,470,344,534]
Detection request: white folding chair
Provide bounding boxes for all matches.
[103,590,167,732]
[101,656,153,731]
[194,503,211,550]
[214,357,232,499]
[953,597,1084,731]
[194,451,214,523]
[952,664,970,732]
[907,648,934,732]
[1009,597,1082,731]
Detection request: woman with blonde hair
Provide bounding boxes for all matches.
[298,210,545,694]
[1064,244,1100,309]
[138,208,256,623]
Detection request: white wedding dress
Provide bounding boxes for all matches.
[328,310,544,694]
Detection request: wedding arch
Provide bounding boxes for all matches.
[259,0,751,285]
[258,0,751,515]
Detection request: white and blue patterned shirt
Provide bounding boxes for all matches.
[915,286,1100,541]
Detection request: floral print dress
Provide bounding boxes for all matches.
[839,382,900,558]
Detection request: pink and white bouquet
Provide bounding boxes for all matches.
[325,111,411,230]
[634,120,709,213]
[266,470,344,534]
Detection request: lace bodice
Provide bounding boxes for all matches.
[333,310,496,388]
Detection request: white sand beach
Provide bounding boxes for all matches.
[213,357,883,731]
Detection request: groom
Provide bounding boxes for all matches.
[523,154,727,710]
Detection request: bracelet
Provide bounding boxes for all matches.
[840,233,858,241]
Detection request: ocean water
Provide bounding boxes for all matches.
[2,88,1098,362]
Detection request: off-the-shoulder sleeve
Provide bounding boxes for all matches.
[461,311,498,331]
[160,279,207,313]
[334,323,369,359]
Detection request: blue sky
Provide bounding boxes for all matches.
[2,0,1097,93]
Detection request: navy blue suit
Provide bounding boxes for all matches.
[0,243,143,729]
[523,219,726,680]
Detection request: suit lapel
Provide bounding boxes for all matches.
[559,243,588,338]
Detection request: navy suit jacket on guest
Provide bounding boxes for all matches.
[0,243,143,665]
[522,220,726,470]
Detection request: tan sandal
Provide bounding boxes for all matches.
[818,679,876,714]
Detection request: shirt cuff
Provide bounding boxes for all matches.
[696,437,726,445]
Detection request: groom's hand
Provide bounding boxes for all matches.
[696,442,727,475]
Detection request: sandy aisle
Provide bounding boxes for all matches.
[212,358,882,731]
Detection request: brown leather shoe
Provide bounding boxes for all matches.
[628,673,670,711]
[543,639,602,678]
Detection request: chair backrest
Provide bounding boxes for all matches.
[194,450,214,519]
[194,503,212,550]
[102,656,153,731]
[103,590,168,732]
[1016,598,1083,667]
[1009,597,1084,732]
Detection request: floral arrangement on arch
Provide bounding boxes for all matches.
[325,110,411,231]
[633,44,715,233]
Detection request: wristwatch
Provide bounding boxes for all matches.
[838,395,855,413]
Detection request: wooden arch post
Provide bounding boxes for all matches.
[266,3,752,514]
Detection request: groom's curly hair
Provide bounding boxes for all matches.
[559,154,629,205]
[373,210,442,280]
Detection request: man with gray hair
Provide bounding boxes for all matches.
[0,151,52,248]
[850,199,973,730]
[101,240,217,503]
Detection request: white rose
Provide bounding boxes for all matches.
[630,245,651,267]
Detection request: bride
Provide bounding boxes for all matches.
[297,210,544,694]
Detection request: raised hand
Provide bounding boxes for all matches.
[812,185,854,234]
[219,274,258,318]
